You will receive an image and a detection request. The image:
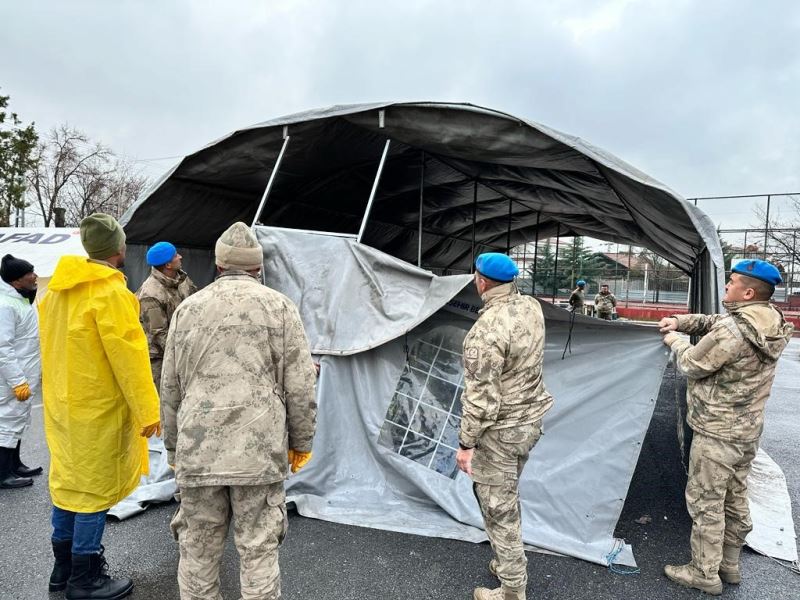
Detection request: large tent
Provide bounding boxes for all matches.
[119,103,798,567]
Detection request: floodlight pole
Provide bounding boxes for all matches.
[357,139,391,244]
[764,195,771,259]
[418,151,425,267]
[470,180,478,272]
[251,133,291,228]
[791,232,797,297]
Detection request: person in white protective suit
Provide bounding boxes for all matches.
[0,254,43,489]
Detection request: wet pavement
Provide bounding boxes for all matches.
[2,342,798,600]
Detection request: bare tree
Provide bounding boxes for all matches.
[27,125,147,226]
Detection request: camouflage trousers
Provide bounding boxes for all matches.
[170,483,288,600]
[686,432,758,577]
[472,421,543,590]
[596,311,612,320]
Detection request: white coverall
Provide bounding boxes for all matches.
[0,279,40,448]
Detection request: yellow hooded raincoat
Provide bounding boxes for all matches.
[39,256,160,512]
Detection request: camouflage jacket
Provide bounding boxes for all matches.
[459,283,554,449]
[671,301,793,443]
[136,268,197,361]
[568,288,584,308]
[594,292,617,313]
[160,271,317,487]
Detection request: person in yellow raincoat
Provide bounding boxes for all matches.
[38,213,160,600]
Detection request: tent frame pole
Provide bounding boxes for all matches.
[506,197,513,253]
[552,223,560,303]
[357,139,392,244]
[251,134,291,228]
[418,151,425,267]
[532,212,540,295]
[470,180,478,272]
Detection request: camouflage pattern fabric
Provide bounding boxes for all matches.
[170,482,287,600]
[459,283,553,448]
[568,288,584,309]
[160,270,317,487]
[594,292,617,317]
[136,267,197,391]
[473,422,543,589]
[460,282,553,590]
[671,301,793,442]
[685,432,758,577]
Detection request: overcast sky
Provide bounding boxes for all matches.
[1,0,798,230]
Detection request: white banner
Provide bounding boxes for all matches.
[0,228,86,277]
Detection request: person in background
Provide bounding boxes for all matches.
[38,213,161,599]
[162,222,317,600]
[136,241,197,393]
[456,252,554,600]
[594,283,617,320]
[568,279,586,314]
[660,259,793,595]
[0,254,42,489]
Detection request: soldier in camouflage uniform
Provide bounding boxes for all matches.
[660,259,792,595]
[456,253,554,600]
[161,222,317,600]
[568,279,586,314]
[593,284,617,320]
[136,241,197,392]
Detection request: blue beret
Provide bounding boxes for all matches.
[731,259,781,285]
[146,241,177,267]
[475,252,519,283]
[576,279,586,287]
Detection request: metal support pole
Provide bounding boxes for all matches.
[532,212,540,295]
[764,195,771,259]
[417,151,425,267]
[552,224,560,303]
[743,230,748,258]
[791,232,797,298]
[614,243,620,295]
[357,139,391,244]
[470,180,478,272]
[251,134,291,227]
[625,244,632,307]
[522,239,528,293]
[506,198,513,253]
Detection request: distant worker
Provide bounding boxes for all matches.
[162,222,317,600]
[594,284,617,320]
[568,279,586,314]
[39,214,161,599]
[660,259,793,595]
[0,255,42,489]
[456,252,554,600]
[136,241,197,392]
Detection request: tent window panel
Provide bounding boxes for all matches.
[409,404,449,442]
[386,394,416,428]
[378,422,408,453]
[399,432,437,465]
[378,325,468,480]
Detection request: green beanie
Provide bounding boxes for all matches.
[80,213,126,260]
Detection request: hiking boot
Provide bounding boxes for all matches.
[719,545,742,584]
[664,563,722,595]
[473,585,526,600]
[66,549,133,600]
[49,539,73,592]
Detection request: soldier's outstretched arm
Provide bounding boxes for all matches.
[459,323,506,449]
[667,324,741,380]
[283,303,317,453]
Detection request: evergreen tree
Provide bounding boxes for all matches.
[0,92,37,227]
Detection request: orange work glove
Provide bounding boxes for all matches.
[141,421,162,438]
[287,449,312,473]
[12,382,31,402]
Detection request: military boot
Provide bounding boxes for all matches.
[66,548,133,600]
[664,563,722,596]
[473,585,526,600]
[12,440,43,477]
[0,446,33,489]
[719,545,742,584]
[49,539,73,592]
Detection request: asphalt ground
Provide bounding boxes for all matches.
[2,342,799,599]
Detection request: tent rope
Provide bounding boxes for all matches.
[605,540,641,576]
